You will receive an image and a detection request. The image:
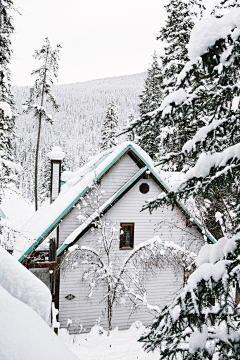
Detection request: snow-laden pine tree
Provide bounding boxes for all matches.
[99,98,118,151]
[0,1,19,245]
[139,52,163,116]
[23,38,61,211]
[139,7,240,359]
[136,52,163,158]
[125,0,204,159]
[158,0,204,96]
[0,0,16,185]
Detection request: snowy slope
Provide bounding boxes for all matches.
[0,285,78,360]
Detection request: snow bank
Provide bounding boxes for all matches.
[0,246,51,321]
[59,321,158,360]
[14,142,154,260]
[0,285,78,360]
[188,8,240,61]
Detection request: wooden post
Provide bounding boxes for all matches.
[47,146,65,333]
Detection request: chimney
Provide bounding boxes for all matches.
[47,146,65,203]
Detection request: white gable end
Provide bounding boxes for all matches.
[59,175,204,331]
[58,153,140,248]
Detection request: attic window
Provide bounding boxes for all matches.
[139,183,149,194]
[120,223,134,249]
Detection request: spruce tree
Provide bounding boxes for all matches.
[158,0,204,96]
[139,7,240,359]
[0,0,16,184]
[139,51,163,116]
[23,38,61,211]
[0,1,17,245]
[99,98,118,151]
[136,52,163,158]
[129,0,204,159]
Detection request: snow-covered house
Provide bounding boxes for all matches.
[15,142,215,332]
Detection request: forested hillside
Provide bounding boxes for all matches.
[12,72,146,203]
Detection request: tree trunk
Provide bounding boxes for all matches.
[35,112,42,211]
[34,48,48,211]
[107,290,112,336]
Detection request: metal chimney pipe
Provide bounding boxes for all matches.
[47,146,65,204]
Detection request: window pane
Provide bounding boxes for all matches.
[123,226,131,247]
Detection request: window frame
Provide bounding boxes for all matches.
[119,223,134,250]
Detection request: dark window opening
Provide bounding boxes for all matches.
[139,183,149,194]
[120,223,134,249]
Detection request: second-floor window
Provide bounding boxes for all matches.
[120,223,134,249]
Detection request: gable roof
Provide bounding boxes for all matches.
[15,142,216,262]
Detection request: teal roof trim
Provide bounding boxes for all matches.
[18,146,139,262]
[178,201,216,244]
[57,166,148,256]
[18,184,91,262]
[1,209,7,220]
[146,165,216,244]
[19,143,215,262]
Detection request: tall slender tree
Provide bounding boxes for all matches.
[24,38,61,211]
[99,98,118,151]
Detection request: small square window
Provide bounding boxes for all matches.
[120,223,134,249]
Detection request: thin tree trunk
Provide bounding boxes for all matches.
[107,305,112,336]
[107,286,112,336]
[34,53,48,211]
[34,112,42,211]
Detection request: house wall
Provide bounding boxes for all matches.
[59,160,204,332]
[58,153,140,248]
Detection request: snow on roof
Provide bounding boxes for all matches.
[15,142,216,262]
[1,188,34,232]
[14,142,154,261]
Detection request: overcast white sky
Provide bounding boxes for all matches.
[10,0,168,86]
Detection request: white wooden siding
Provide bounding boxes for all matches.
[52,163,60,200]
[58,154,140,247]
[59,170,204,332]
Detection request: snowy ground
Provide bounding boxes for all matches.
[59,321,159,360]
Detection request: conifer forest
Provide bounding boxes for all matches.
[1,0,240,359]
